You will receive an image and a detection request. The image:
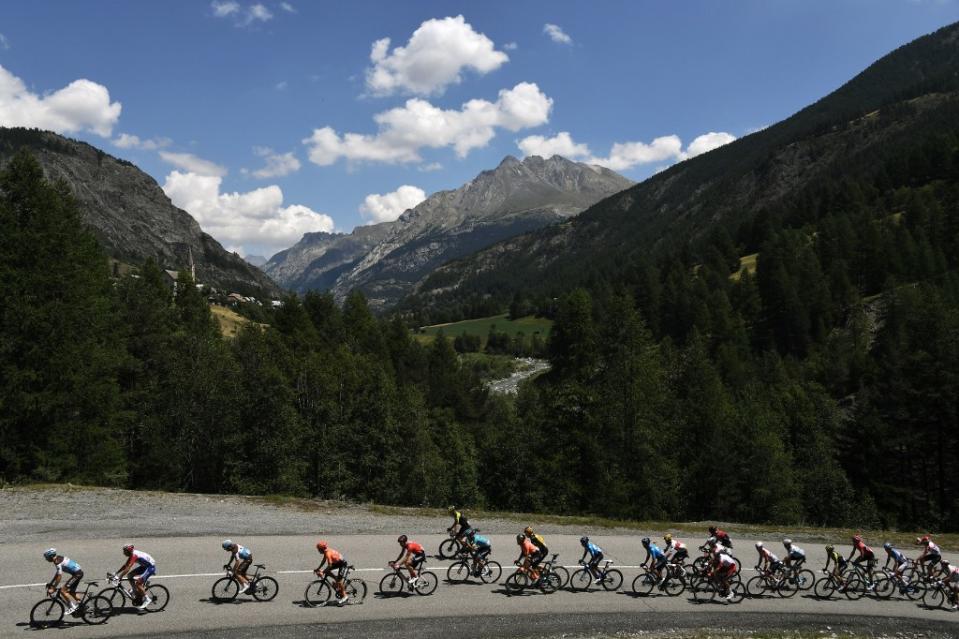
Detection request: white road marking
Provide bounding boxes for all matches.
[0,582,45,590]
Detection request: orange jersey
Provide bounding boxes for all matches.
[405,541,424,554]
[323,548,343,564]
[521,539,537,556]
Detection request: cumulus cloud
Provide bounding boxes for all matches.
[248,3,272,22]
[0,65,121,137]
[683,131,737,159]
[280,2,296,13]
[163,170,333,257]
[516,129,737,171]
[159,151,227,177]
[366,15,509,96]
[359,185,427,224]
[112,133,171,151]
[248,146,301,178]
[303,82,552,166]
[211,0,240,17]
[212,1,273,26]
[517,131,590,160]
[543,24,572,45]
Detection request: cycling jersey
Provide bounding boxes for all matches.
[886,548,907,565]
[667,540,686,551]
[716,553,737,571]
[787,546,805,559]
[922,542,942,557]
[405,541,424,555]
[54,557,81,576]
[131,551,155,567]
[472,535,491,549]
[520,539,537,557]
[236,546,252,561]
[530,533,548,551]
[452,512,470,528]
[323,548,343,564]
[647,543,666,561]
[715,531,732,547]
[947,565,959,583]
[758,548,779,563]
[584,542,603,557]
[852,540,874,559]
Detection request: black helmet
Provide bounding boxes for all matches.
[580,536,589,546]
[516,534,524,544]
[397,535,407,544]
[642,537,650,547]
[708,526,717,534]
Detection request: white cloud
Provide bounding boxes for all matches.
[211,1,240,17]
[418,162,443,172]
[248,3,272,22]
[163,170,333,257]
[683,131,737,159]
[248,146,300,178]
[517,131,590,160]
[159,151,227,177]
[359,185,427,223]
[274,80,288,91]
[112,133,171,151]
[303,81,552,166]
[0,65,121,137]
[503,42,518,51]
[543,24,572,45]
[589,135,684,171]
[280,2,296,12]
[0,34,10,50]
[366,15,509,96]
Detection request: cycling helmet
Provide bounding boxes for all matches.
[122,544,134,554]
[641,537,650,547]
[447,506,456,514]
[516,534,524,544]
[664,533,672,543]
[755,542,763,549]
[221,539,233,550]
[883,542,892,551]
[524,526,534,536]
[397,535,407,544]
[316,541,328,551]
[707,536,717,546]
[783,538,792,547]
[920,534,931,544]
[580,536,589,546]
[825,544,834,552]
[43,548,57,560]
[708,526,717,534]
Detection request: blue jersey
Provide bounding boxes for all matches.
[585,542,603,557]
[888,548,907,564]
[473,535,491,548]
[55,557,81,576]
[237,546,252,560]
[648,543,666,560]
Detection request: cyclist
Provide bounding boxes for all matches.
[447,507,472,545]
[515,533,540,581]
[467,531,492,574]
[43,549,83,614]
[755,542,781,575]
[711,546,739,602]
[641,537,668,585]
[663,533,688,564]
[221,540,252,594]
[823,544,847,588]
[846,535,876,587]
[314,541,349,605]
[782,539,806,571]
[392,534,426,587]
[708,526,733,550]
[916,535,942,578]
[115,544,156,610]
[882,542,910,585]
[939,559,959,610]
[579,536,605,584]
[524,527,549,571]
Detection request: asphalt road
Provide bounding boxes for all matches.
[2,534,957,638]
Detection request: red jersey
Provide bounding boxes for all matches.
[323,548,343,564]
[521,539,537,556]
[853,540,874,559]
[405,541,424,554]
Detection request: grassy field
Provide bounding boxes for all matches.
[211,304,265,338]
[415,313,553,346]
[730,253,759,281]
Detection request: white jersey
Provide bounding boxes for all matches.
[132,551,155,567]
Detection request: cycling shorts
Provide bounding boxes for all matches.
[531,549,548,566]
[411,552,426,569]
[672,548,688,563]
[328,559,348,579]
[588,552,604,567]
[654,555,667,569]
[130,564,156,583]
[64,570,83,593]
[236,558,252,574]
[924,553,942,565]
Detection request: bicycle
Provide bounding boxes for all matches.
[304,563,368,606]
[211,564,279,602]
[378,560,438,597]
[438,530,473,560]
[505,553,562,595]
[813,567,865,600]
[691,569,745,604]
[98,572,170,613]
[29,580,112,628]
[692,544,742,576]
[570,559,623,592]
[922,578,958,610]
[776,561,815,595]
[746,563,794,598]
[872,563,924,600]
[447,553,502,584]
[631,562,686,597]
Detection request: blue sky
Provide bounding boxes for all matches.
[1,0,957,258]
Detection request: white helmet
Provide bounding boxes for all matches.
[755,541,763,549]
[783,538,792,546]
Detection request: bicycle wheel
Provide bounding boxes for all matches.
[145,584,170,612]
[692,556,708,576]
[447,560,471,583]
[776,575,799,598]
[873,576,895,599]
[664,575,686,597]
[727,580,746,604]
[631,571,656,596]
[540,572,562,594]
[98,587,124,610]
[842,576,865,600]
[745,575,768,598]
[552,565,570,588]
[480,561,502,584]
[304,579,333,606]
[692,578,715,602]
[923,585,945,609]
[813,576,836,599]
[902,577,925,601]
[346,578,367,604]
[601,569,623,591]
[252,576,278,602]
[414,571,438,596]
[438,539,459,560]
[505,572,528,595]
[211,577,238,602]
[30,598,64,628]
[378,572,406,597]
[81,596,113,625]
[794,569,815,591]
[570,568,592,592]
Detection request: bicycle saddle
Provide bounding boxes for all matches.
[254,564,265,568]
[88,581,98,586]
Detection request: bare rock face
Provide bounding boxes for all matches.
[0,128,280,296]
[265,154,632,308]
